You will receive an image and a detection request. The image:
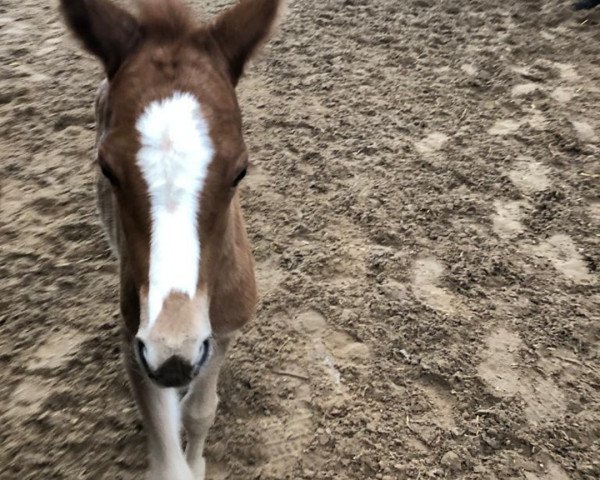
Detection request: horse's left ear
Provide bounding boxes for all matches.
[210,0,284,86]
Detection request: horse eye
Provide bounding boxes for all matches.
[100,162,119,186]
[232,167,247,187]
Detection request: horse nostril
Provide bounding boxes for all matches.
[198,339,211,368]
[136,338,149,372]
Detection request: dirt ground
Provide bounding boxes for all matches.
[1,0,599,478]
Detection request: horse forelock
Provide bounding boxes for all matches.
[135,0,199,40]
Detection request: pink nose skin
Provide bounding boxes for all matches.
[136,338,211,388]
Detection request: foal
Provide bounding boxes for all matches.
[60,0,283,478]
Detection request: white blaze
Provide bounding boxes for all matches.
[136,92,213,326]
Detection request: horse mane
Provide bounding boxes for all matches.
[136,0,199,39]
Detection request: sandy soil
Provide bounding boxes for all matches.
[1,0,600,479]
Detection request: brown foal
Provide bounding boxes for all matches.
[60,0,283,478]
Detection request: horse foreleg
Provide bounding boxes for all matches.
[181,339,229,479]
[123,345,194,480]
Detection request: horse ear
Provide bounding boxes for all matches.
[210,0,283,85]
[60,0,140,79]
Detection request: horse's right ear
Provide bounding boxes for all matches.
[60,0,140,79]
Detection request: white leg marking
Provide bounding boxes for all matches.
[125,349,194,480]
